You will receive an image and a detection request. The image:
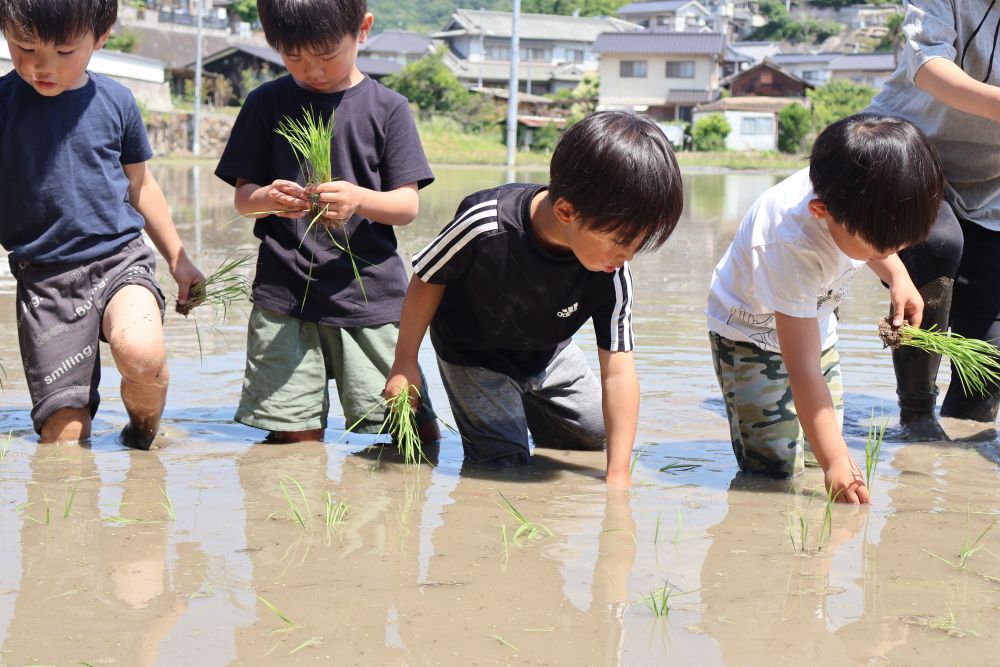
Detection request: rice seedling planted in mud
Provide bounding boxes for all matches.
[864,407,889,490]
[256,595,296,632]
[280,477,312,530]
[63,478,79,519]
[161,486,176,522]
[639,582,686,618]
[0,429,11,467]
[323,491,349,542]
[497,490,552,545]
[787,489,836,555]
[926,498,997,569]
[879,318,1000,397]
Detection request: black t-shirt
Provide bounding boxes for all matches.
[0,72,152,263]
[414,183,635,379]
[215,75,433,326]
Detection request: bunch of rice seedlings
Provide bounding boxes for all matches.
[879,317,1000,397]
[640,582,682,618]
[175,252,253,316]
[280,477,312,530]
[323,491,349,544]
[275,106,368,307]
[864,407,889,490]
[343,384,429,465]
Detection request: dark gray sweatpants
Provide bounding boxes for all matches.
[436,341,606,465]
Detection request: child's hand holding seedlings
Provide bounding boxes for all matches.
[871,255,924,328]
[385,360,422,411]
[824,454,869,504]
[170,251,206,310]
[234,178,310,219]
[308,180,364,226]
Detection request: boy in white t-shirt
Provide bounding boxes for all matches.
[707,114,944,503]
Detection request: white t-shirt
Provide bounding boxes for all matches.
[706,169,867,353]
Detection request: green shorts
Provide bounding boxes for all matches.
[709,332,843,478]
[235,305,436,434]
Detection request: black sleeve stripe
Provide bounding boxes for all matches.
[610,264,634,351]
[413,207,500,281]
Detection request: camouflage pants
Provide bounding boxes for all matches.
[709,332,843,478]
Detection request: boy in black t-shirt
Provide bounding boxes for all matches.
[386,112,683,487]
[216,0,438,443]
[0,0,203,449]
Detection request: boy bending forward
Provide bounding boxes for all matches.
[707,114,943,502]
[386,112,683,487]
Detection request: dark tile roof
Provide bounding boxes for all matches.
[362,30,433,56]
[592,31,725,55]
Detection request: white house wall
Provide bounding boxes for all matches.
[694,109,776,151]
[598,54,716,108]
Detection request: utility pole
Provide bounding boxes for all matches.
[192,0,204,156]
[505,0,521,168]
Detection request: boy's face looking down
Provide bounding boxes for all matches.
[809,199,898,262]
[279,13,372,93]
[553,197,642,273]
[4,26,108,96]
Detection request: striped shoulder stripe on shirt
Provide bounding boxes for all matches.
[609,264,634,352]
[413,199,499,281]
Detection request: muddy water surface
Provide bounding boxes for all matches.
[0,164,998,665]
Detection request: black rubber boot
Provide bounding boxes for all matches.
[889,277,953,442]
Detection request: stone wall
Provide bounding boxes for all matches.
[144,111,236,158]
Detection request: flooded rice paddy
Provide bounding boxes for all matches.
[0,165,998,665]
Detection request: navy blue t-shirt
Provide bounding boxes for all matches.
[0,71,152,263]
[413,183,635,379]
[215,75,434,327]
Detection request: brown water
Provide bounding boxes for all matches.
[0,164,998,665]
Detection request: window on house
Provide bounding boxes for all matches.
[566,49,585,63]
[620,60,648,78]
[665,61,695,78]
[802,70,824,82]
[520,47,552,62]
[486,46,510,60]
[741,116,774,135]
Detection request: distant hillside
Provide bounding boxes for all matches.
[369,0,511,34]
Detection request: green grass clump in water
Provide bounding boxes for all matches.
[865,407,889,491]
[280,477,312,530]
[323,491,349,543]
[880,318,1000,397]
[275,106,368,308]
[639,582,685,617]
[496,490,552,545]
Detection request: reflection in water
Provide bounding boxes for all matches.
[0,164,996,663]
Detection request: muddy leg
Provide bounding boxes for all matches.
[39,407,92,443]
[103,285,168,450]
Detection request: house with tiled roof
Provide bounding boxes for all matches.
[693,95,807,151]
[433,9,641,94]
[361,31,435,66]
[592,31,726,121]
[826,52,897,88]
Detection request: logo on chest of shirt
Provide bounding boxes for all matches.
[556,302,579,318]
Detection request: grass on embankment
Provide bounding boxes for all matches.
[417,117,805,171]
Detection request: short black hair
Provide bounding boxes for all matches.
[258,0,368,54]
[810,113,943,252]
[549,111,683,253]
[0,0,115,42]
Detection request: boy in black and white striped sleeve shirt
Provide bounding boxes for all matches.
[385,112,683,487]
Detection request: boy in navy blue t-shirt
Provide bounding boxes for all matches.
[0,0,203,448]
[215,0,438,443]
[386,112,683,487]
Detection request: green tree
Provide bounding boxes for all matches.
[808,79,877,133]
[532,122,561,152]
[231,0,258,23]
[521,0,629,15]
[382,49,470,117]
[692,113,731,152]
[105,30,137,53]
[876,13,904,53]
[778,102,811,153]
